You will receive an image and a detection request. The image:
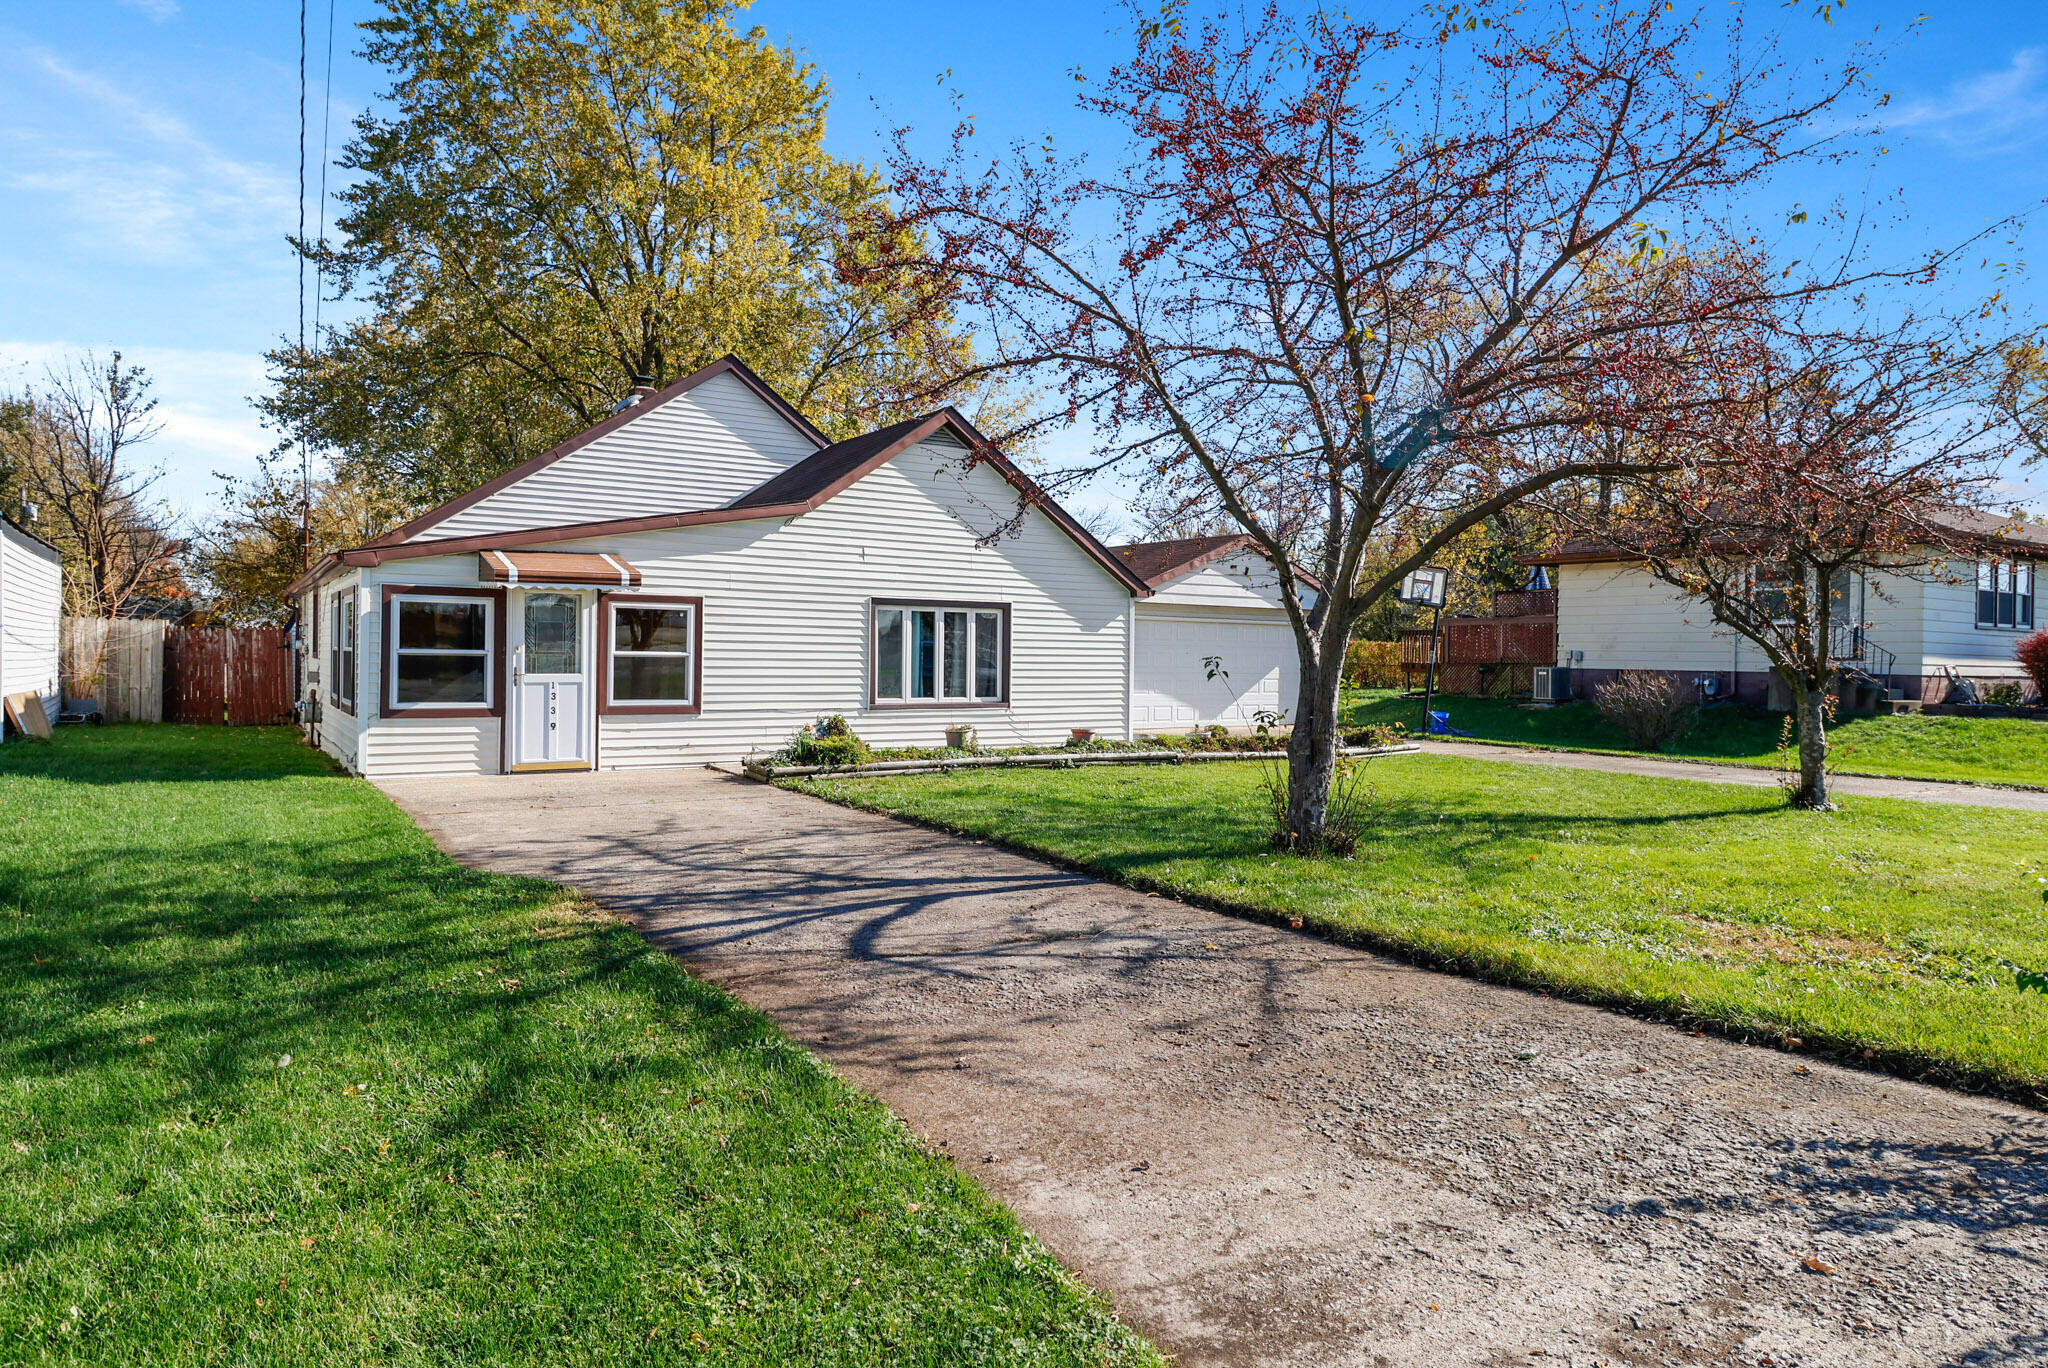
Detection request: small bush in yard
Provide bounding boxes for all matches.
[1594,670,1700,751]
[1343,722,1405,750]
[1986,680,2027,707]
[1258,754,1383,857]
[786,714,873,767]
[2019,630,2048,701]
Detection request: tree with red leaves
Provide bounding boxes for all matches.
[871,1,1977,848]
[1566,314,2020,809]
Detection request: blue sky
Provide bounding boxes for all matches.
[3,0,2047,520]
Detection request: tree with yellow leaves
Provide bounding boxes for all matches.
[263,0,995,513]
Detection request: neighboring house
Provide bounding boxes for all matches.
[1113,534,1311,730]
[0,516,62,731]
[285,356,1157,778]
[1542,512,2048,707]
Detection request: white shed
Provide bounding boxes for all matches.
[0,517,63,731]
[1116,535,1312,732]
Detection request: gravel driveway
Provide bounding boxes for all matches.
[380,767,2048,1368]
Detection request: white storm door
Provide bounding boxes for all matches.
[513,590,592,770]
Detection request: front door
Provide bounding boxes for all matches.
[513,590,591,771]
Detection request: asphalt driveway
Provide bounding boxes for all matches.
[379,767,2048,1368]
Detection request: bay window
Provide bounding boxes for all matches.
[871,601,1007,705]
[385,590,498,715]
[602,596,701,714]
[1977,560,2034,631]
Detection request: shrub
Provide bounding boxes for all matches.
[1343,722,1405,750]
[1345,639,1402,689]
[1593,670,1700,751]
[1986,680,2026,707]
[786,715,872,768]
[2015,631,2048,701]
[1258,754,1382,857]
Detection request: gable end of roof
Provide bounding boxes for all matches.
[365,355,829,549]
[296,402,1152,600]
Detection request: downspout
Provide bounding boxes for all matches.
[1125,594,1137,742]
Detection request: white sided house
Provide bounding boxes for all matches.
[0,516,62,731]
[1544,513,2048,708]
[287,357,1157,778]
[1114,534,1312,730]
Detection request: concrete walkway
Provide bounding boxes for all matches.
[1421,739,2048,811]
[380,768,2048,1368]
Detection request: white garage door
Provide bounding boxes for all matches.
[1133,611,1300,731]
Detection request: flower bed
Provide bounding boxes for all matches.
[742,741,1419,781]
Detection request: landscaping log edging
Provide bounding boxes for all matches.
[741,743,1421,782]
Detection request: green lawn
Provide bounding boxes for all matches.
[1344,688,2048,788]
[0,727,1161,1367]
[797,756,2048,1102]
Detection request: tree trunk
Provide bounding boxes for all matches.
[1790,678,1832,809]
[1282,647,1346,849]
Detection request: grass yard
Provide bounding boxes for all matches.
[0,727,1161,1367]
[1344,688,2048,788]
[797,755,2048,1102]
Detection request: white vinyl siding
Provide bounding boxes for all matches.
[0,522,62,724]
[301,573,364,771]
[345,435,1133,775]
[350,558,498,777]
[425,372,821,541]
[1920,564,2034,677]
[1557,563,1773,676]
[1146,555,1308,612]
[1557,556,2038,684]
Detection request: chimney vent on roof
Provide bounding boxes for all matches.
[610,374,659,415]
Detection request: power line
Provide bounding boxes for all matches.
[297,0,310,570]
[315,0,336,344]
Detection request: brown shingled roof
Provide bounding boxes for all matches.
[1110,534,1256,587]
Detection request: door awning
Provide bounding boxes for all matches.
[478,550,642,587]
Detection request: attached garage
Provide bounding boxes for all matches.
[1114,535,1312,733]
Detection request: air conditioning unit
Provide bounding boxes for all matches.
[1532,665,1572,703]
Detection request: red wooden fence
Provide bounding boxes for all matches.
[163,626,295,726]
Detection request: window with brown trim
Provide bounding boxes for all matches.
[329,591,357,714]
[598,594,702,716]
[381,587,503,718]
[870,600,1007,707]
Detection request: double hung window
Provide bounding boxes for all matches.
[1977,560,2035,630]
[607,599,697,708]
[872,602,1005,704]
[390,594,494,709]
[329,592,357,712]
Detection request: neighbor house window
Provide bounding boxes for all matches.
[1977,560,2034,630]
[604,597,699,712]
[871,602,1006,705]
[389,594,494,709]
[329,592,357,713]
[1754,565,1800,624]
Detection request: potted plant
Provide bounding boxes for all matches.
[944,724,976,750]
[1069,727,1096,744]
